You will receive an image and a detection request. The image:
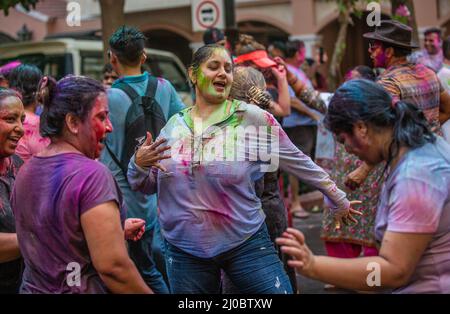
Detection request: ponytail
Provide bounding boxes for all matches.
[392,101,435,148]
[386,101,436,168]
[327,79,436,171]
[37,76,57,108]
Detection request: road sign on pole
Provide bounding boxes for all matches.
[191,0,225,32]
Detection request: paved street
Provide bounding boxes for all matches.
[292,211,354,294]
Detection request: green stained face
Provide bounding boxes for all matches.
[195,48,233,100]
[196,69,218,96]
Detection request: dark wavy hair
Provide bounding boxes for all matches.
[109,25,147,67]
[285,40,305,59]
[353,65,376,81]
[38,75,105,137]
[8,64,42,107]
[325,79,435,168]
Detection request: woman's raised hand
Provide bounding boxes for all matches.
[333,200,363,230]
[271,59,287,81]
[135,131,171,172]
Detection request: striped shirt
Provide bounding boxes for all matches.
[377,62,442,132]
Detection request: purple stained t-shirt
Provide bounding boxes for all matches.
[375,137,450,293]
[12,153,125,293]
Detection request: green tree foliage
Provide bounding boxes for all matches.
[391,0,419,45]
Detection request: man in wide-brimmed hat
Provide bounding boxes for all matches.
[363,19,447,130]
[345,19,450,189]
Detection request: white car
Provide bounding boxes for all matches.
[0,38,193,105]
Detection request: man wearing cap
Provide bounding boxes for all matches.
[203,27,228,47]
[346,19,450,188]
[409,27,444,73]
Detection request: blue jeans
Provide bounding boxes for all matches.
[151,220,169,287]
[164,224,293,294]
[128,226,169,294]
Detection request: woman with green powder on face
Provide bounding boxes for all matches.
[127,44,360,294]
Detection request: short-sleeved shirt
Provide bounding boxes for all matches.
[99,72,185,231]
[15,112,50,163]
[12,153,125,293]
[375,138,450,293]
[0,155,23,292]
[437,64,450,93]
[282,64,319,128]
[437,65,450,142]
[408,49,443,73]
[377,62,442,132]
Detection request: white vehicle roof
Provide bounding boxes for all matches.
[0,38,180,60]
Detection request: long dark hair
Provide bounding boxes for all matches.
[38,75,105,137]
[325,79,435,168]
[8,64,42,107]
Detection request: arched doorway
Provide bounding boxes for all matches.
[318,12,391,86]
[237,20,289,47]
[144,29,192,66]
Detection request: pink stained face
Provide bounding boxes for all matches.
[297,47,306,67]
[77,93,113,159]
[0,96,25,158]
[424,33,441,55]
[368,41,387,68]
[336,129,382,166]
[344,70,360,82]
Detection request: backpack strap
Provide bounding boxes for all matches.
[105,142,129,183]
[106,81,141,179]
[141,75,165,131]
[113,81,140,102]
[107,76,160,181]
[144,75,158,98]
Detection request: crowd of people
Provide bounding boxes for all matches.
[0,19,449,294]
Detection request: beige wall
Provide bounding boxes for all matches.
[126,6,194,41]
[2,1,449,47]
[237,1,293,34]
[0,9,48,41]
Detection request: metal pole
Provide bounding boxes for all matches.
[224,0,238,54]
[224,0,236,29]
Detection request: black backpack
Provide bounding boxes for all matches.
[106,75,167,177]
